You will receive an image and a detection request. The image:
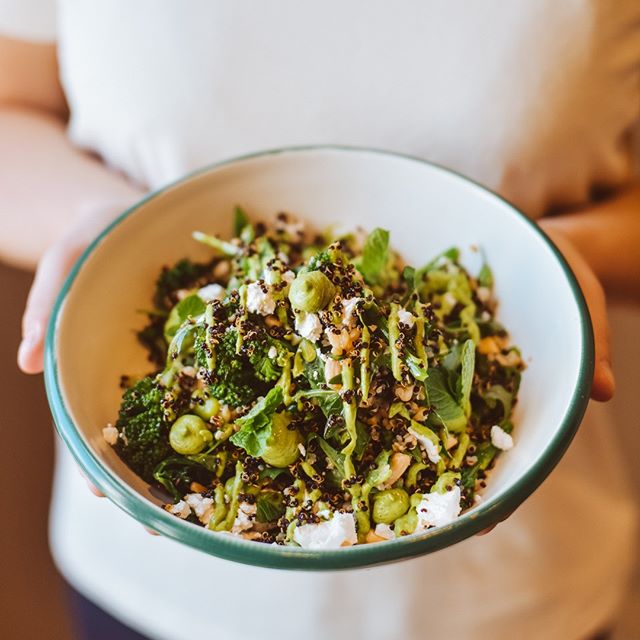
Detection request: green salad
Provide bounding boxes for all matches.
[103,209,523,548]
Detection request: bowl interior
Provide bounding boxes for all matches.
[48,147,590,568]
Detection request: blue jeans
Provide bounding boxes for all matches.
[67,587,151,640]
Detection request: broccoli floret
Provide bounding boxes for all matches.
[199,330,264,406]
[249,349,280,382]
[136,314,167,368]
[153,258,212,311]
[246,334,284,383]
[115,376,172,482]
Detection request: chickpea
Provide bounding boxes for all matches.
[169,414,213,455]
[372,488,410,524]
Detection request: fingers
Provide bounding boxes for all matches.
[580,270,615,401]
[17,198,139,375]
[476,524,497,536]
[18,238,84,374]
[540,223,615,402]
[86,479,105,497]
[475,509,514,536]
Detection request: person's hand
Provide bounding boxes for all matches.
[539,221,615,402]
[17,199,142,500]
[17,199,138,374]
[477,220,615,536]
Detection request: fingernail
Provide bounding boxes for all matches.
[18,322,43,369]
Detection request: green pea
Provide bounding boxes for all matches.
[193,395,220,421]
[261,412,302,467]
[372,488,410,524]
[288,271,336,312]
[169,414,213,455]
[393,509,418,536]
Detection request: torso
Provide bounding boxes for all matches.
[58,0,640,214]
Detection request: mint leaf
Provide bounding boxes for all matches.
[424,368,467,432]
[164,294,206,340]
[236,387,283,428]
[230,387,284,457]
[317,437,346,483]
[482,384,513,423]
[256,492,285,523]
[359,228,389,284]
[229,424,272,458]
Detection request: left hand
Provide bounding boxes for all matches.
[538,221,615,402]
[478,221,615,536]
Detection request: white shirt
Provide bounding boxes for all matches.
[2,2,639,639]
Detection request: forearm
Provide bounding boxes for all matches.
[541,183,640,299]
[0,106,144,271]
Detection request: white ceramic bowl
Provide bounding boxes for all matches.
[45,146,593,569]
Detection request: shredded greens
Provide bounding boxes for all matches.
[109,210,523,547]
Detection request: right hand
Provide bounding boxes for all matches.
[18,200,142,500]
[17,199,139,374]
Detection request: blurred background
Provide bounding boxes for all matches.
[1,261,638,639]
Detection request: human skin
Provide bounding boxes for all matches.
[3,36,637,512]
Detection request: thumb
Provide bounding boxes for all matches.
[18,239,85,374]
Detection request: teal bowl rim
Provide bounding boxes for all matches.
[44,145,594,570]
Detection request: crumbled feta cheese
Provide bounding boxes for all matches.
[246,282,276,315]
[298,443,307,457]
[277,252,290,264]
[293,512,357,549]
[490,425,514,451]
[282,270,295,284]
[408,427,441,464]
[198,283,226,302]
[317,509,331,520]
[476,286,491,302]
[267,345,278,359]
[480,310,491,322]
[168,500,191,519]
[374,523,395,540]
[295,312,322,342]
[102,425,119,446]
[416,486,462,529]
[231,502,257,534]
[341,297,362,327]
[184,493,215,525]
[397,308,416,328]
